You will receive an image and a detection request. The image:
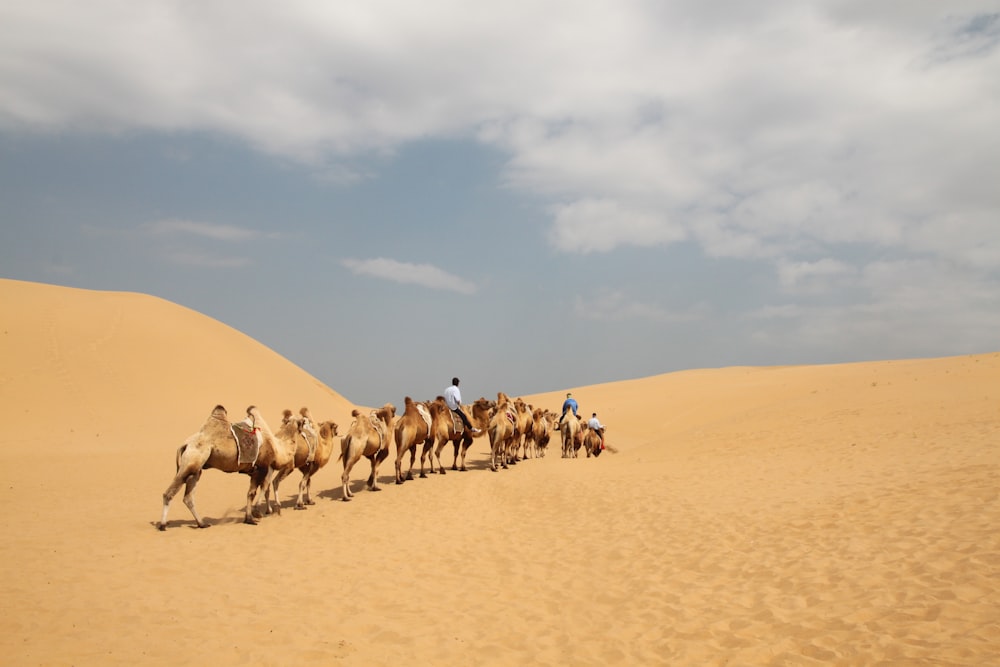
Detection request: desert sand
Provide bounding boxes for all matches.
[1,277,997,666]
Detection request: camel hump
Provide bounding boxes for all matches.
[299,407,310,418]
[351,409,362,418]
[282,408,294,421]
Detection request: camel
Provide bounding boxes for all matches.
[158,405,293,530]
[426,396,492,473]
[258,407,317,515]
[292,412,339,508]
[530,407,555,457]
[266,407,339,509]
[393,397,434,483]
[339,403,395,501]
[582,423,604,458]
[560,412,582,458]
[487,392,518,472]
[512,398,534,461]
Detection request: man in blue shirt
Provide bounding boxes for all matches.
[559,392,578,425]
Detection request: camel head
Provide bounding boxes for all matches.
[319,421,339,438]
[472,397,494,415]
[374,403,396,424]
[428,397,448,416]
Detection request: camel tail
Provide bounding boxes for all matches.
[175,444,187,471]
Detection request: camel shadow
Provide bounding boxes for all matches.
[149,516,246,531]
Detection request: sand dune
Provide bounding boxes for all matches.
[1,277,997,666]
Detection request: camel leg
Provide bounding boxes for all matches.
[245,468,268,524]
[420,441,434,476]
[160,467,208,530]
[159,475,184,530]
[180,470,208,528]
[369,447,388,491]
[342,456,356,501]
[407,446,417,481]
[458,435,472,471]
[255,468,277,517]
[367,456,377,489]
[430,438,446,475]
[304,472,316,504]
[340,438,355,501]
[489,438,499,472]
[266,468,288,516]
[367,455,381,491]
[422,440,432,475]
[295,469,310,509]
[394,445,406,485]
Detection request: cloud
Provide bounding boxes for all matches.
[2,1,998,323]
[750,256,1000,355]
[926,12,1000,64]
[341,257,476,294]
[162,251,251,269]
[549,198,685,254]
[776,258,856,294]
[573,289,705,324]
[142,219,274,241]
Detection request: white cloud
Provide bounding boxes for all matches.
[573,289,705,323]
[2,0,998,340]
[750,256,1000,355]
[549,198,685,254]
[776,258,856,294]
[143,219,273,241]
[162,251,250,269]
[341,257,476,294]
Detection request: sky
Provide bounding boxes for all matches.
[2,1,999,408]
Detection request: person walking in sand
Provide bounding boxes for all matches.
[444,377,481,434]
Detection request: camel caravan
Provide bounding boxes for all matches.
[157,392,604,530]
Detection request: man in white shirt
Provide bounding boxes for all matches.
[444,377,480,434]
[588,412,605,450]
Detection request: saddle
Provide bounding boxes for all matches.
[449,410,465,435]
[415,403,433,438]
[301,420,318,464]
[231,421,261,466]
[369,411,388,452]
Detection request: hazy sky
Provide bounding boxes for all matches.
[2,1,998,407]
